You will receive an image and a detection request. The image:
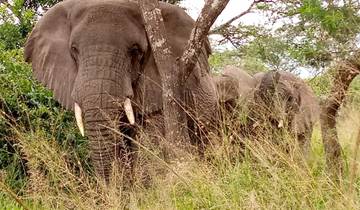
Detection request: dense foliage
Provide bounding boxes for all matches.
[0,0,89,192]
[213,0,360,73]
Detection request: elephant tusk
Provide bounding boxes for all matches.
[124,98,135,125]
[74,103,85,136]
[278,119,284,128]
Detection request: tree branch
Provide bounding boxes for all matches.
[209,0,274,35]
[181,0,230,82]
[139,0,230,148]
[139,0,190,146]
[320,51,360,178]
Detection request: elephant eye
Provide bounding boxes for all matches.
[71,45,78,53]
[70,45,79,62]
[128,44,143,57]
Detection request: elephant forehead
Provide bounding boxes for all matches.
[216,78,238,97]
[68,1,140,26]
[86,5,134,25]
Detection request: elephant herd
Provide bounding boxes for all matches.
[212,66,319,155]
[24,0,319,182]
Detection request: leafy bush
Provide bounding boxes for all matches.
[0,0,90,193]
[0,45,88,192]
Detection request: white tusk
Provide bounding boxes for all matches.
[74,103,85,136]
[278,119,284,128]
[124,98,135,125]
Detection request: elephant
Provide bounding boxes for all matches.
[24,0,218,182]
[252,71,320,154]
[213,67,319,155]
[211,66,259,154]
[212,66,257,111]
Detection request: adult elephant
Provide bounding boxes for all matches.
[24,0,217,181]
[253,71,320,154]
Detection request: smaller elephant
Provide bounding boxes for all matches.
[212,66,257,112]
[252,71,320,154]
[211,66,260,147]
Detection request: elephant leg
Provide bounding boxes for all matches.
[184,90,219,156]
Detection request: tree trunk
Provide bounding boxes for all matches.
[321,52,360,178]
[139,0,230,149]
[139,0,190,149]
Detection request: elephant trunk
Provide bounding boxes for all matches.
[83,104,122,180]
[72,46,136,180]
[81,94,135,181]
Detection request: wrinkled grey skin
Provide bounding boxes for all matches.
[212,66,257,111]
[24,0,218,181]
[253,71,320,154]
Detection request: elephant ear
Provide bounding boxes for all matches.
[258,71,277,97]
[135,3,211,114]
[214,75,238,103]
[24,2,76,110]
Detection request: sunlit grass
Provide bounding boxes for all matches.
[0,105,359,209]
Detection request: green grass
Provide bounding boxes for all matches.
[0,106,359,209]
[0,195,24,210]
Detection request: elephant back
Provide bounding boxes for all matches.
[216,66,257,103]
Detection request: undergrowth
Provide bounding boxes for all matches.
[0,103,359,210]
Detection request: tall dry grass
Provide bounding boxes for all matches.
[0,104,359,209]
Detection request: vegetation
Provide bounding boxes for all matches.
[1,103,359,209]
[0,0,359,209]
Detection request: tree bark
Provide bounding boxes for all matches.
[139,0,189,148]
[321,52,360,177]
[139,0,230,147]
[180,0,230,83]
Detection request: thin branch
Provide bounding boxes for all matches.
[181,0,230,82]
[209,0,274,34]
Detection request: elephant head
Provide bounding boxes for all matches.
[253,71,319,154]
[212,66,257,111]
[253,71,302,130]
[24,0,213,181]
